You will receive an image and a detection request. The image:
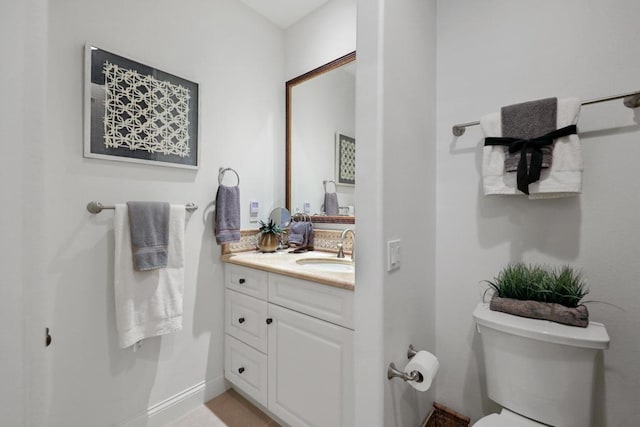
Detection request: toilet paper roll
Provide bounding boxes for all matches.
[405,350,439,392]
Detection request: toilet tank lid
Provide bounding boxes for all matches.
[473,303,610,349]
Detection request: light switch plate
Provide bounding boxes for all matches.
[387,239,401,271]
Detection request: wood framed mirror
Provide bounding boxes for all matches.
[286,51,356,224]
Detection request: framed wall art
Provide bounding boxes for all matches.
[335,132,355,185]
[84,43,199,169]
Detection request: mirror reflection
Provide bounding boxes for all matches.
[269,207,291,251]
[286,52,356,223]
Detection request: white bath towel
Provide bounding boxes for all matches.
[114,204,186,349]
[481,97,583,198]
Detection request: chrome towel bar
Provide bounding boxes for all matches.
[452,89,640,136]
[86,201,198,214]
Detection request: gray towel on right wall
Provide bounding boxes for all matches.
[502,97,557,172]
[215,185,241,244]
[324,192,339,216]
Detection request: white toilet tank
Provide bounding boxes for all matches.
[473,303,609,427]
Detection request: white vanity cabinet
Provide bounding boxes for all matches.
[224,263,354,427]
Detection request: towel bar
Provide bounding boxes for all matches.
[452,89,640,136]
[86,201,198,214]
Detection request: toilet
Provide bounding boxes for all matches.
[472,303,609,427]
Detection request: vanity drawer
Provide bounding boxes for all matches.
[225,334,268,407]
[225,289,268,352]
[225,264,268,300]
[268,273,354,329]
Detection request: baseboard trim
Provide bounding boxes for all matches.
[115,376,228,427]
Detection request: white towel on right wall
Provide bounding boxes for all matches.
[481,97,583,199]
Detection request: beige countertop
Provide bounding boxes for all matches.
[221,250,355,291]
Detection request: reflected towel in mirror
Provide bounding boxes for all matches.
[324,192,339,215]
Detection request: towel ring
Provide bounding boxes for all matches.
[323,180,337,193]
[218,167,240,186]
[292,212,311,222]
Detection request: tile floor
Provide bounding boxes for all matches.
[170,389,281,427]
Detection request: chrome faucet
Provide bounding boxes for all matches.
[337,228,355,260]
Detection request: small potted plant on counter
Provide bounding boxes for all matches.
[257,219,283,253]
[485,263,590,327]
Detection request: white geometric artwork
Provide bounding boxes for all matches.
[103,61,191,157]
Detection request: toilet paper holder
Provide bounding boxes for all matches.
[387,344,424,383]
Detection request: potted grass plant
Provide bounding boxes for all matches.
[257,219,283,253]
[485,263,590,327]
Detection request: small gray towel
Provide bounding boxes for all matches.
[289,221,314,250]
[288,221,305,245]
[126,201,170,271]
[502,97,557,172]
[215,185,241,244]
[324,192,339,216]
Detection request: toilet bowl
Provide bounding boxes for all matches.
[473,303,609,427]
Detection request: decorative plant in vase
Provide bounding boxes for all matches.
[257,219,283,253]
[485,263,590,327]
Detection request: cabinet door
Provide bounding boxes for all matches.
[268,304,354,427]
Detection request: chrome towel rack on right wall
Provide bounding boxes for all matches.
[451,89,640,136]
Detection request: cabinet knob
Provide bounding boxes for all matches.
[239,278,246,284]
[238,367,245,374]
[266,318,273,325]
[238,317,245,324]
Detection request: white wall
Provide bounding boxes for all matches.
[44,0,284,424]
[1,2,28,424]
[436,1,640,425]
[285,0,357,79]
[355,0,438,426]
[290,67,355,214]
[0,0,48,425]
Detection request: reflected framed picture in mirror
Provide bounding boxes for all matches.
[335,132,355,185]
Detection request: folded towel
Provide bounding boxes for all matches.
[114,204,186,349]
[324,192,339,216]
[215,185,240,244]
[481,97,582,198]
[126,201,170,271]
[289,221,314,250]
[288,221,305,245]
[502,97,557,172]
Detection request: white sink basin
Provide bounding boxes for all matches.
[296,258,355,273]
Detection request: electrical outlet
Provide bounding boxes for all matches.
[387,239,401,271]
[249,201,259,223]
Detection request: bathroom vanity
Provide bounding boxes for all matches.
[222,251,354,427]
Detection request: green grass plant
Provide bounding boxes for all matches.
[486,263,588,308]
[258,219,283,235]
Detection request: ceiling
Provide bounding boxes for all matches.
[238,0,330,29]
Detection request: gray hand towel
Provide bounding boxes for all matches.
[289,221,314,250]
[502,97,557,172]
[288,221,305,245]
[215,185,241,244]
[324,192,339,216]
[126,201,170,271]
